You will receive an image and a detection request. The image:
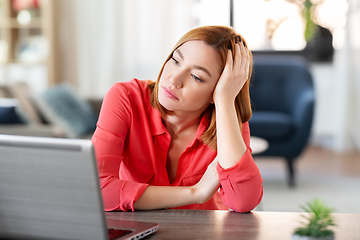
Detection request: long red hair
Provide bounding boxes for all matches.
[147,26,253,150]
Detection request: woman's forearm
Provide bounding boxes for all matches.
[213,39,250,169]
[134,185,197,210]
[134,158,220,210]
[215,100,247,169]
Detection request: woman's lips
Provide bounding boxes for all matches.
[162,87,179,100]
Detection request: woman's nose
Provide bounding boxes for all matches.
[170,71,184,88]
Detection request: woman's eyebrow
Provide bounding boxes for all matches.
[175,49,184,60]
[175,49,212,77]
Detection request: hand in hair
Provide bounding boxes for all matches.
[213,38,250,106]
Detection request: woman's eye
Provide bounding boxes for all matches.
[192,74,203,82]
[172,57,180,66]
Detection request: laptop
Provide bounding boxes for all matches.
[0,134,159,240]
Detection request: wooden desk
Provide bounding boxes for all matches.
[106,210,360,240]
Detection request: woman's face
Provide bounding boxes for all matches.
[158,40,222,115]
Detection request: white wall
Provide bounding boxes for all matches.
[310,0,360,153]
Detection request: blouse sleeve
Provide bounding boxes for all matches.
[216,122,263,213]
[91,83,149,212]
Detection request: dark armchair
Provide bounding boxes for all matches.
[249,55,315,186]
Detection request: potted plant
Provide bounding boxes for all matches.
[301,0,334,61]
[265,0,334,61]
[292,198,335,240]
[265,0,322,42]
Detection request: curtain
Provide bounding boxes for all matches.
[68,0,198,98]
[333,0,360,152]
[347,0,360,152]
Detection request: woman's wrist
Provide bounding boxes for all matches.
[188,185,202,204]
[189,184,207,204]
[214,95,236,108]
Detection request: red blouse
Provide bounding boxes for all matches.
[91,79,263,212]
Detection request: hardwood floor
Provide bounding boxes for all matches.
[298,146,360,177]
[255,146,360,179]
[254,146,360,213]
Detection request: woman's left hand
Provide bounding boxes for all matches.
[191,157,221,204]
[213,40,250,105]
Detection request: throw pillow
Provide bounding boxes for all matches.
[0,98,27,124]
[32,83,98,138]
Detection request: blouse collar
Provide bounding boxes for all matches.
[150,104,212,142]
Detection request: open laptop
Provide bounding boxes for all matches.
[0,134,159,240]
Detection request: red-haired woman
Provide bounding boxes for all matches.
[92,26,263,213]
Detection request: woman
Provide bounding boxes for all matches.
[91,26,263,213]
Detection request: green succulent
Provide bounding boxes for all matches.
[294,198,335,238]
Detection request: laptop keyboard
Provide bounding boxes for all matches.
[108,228,133,240]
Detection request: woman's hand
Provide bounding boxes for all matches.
[213,40,250,105]
[213,39,249,169]
[191,157,221,204]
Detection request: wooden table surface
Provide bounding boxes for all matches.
[106,209,360,240]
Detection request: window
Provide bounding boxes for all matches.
[193,0,348,51]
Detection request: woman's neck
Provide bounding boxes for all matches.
[164,111,203,136]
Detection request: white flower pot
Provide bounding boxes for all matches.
[291,234,335,240]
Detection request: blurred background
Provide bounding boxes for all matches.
[0,0,359,213]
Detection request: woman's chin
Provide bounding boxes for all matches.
[159,100,174,112]
[159,94,176,110]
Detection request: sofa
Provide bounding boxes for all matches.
[0,82,102,139]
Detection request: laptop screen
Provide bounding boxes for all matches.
[0,135,109,240]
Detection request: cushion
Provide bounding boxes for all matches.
[0,98,27,124]
[32,83,98,138]
[249,111,292,141]
[7,82,43,124]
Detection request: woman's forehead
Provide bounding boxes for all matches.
[175,40,222,76]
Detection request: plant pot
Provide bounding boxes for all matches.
[292,234,335,240]
[304,25,334,62]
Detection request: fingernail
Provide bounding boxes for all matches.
[235,38,238,44]
[238,36,246,47]
[228,43,232,50]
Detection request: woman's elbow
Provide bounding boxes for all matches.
[222,175,263,213]
[231,187,263,213]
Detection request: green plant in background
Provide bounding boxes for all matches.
[302,0,322,42]
[265,0,324,43]
[294,198,335,238]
